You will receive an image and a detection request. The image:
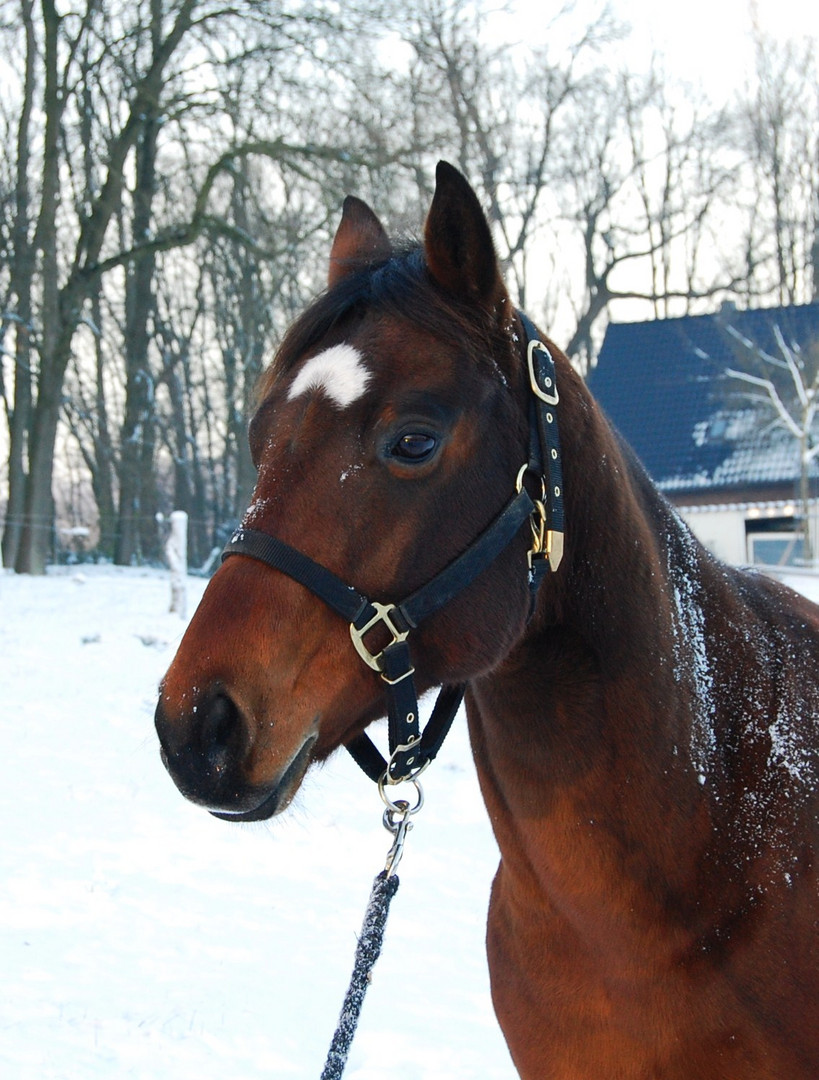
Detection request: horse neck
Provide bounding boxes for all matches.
[467,357,717,929]
[531,357,702,678]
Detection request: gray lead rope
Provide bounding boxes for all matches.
[320,870,400,1079]
[320,790,420,1078]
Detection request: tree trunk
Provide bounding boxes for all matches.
[14,0,62,574]
[90,291,118,560]
[15,369,62,573]
[2,0,37,569]
[115,4,162,565]
[799,431,814,566]
[12,0,196,573]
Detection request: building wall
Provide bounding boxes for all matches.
[677,506,747,564]
[675,501,819,568]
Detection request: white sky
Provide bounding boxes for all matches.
[481,0,818,334]
[504,0,817,99]
[619,0,816,90]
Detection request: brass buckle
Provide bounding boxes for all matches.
[527,339,559,405]
[517,464,563,572]
[350,602,410,672]
[529,500,547,567]
[517,466,549,568]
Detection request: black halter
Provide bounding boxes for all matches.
[221,311,564,786]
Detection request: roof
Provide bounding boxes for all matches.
[587,303,819,497]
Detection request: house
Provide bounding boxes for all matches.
[587,303,819,567]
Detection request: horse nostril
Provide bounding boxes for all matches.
[199,691,247,772]
[156,688,254,810]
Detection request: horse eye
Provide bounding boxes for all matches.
[392,433,438,461]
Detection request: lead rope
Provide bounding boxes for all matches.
[320,780,423,1079]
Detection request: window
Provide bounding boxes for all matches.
[745,515,806,567]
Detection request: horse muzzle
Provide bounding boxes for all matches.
[154,689,318,822]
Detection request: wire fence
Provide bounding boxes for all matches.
[0,508,236,574]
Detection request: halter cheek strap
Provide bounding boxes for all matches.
[220,312,564,786]
[519,310,565,590]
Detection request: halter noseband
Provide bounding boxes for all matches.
[221,311,564,787]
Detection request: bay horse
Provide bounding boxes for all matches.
[155,161,819,1078]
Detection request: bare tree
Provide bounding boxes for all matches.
[399,0,621,312]
[5,0,815,573]
[1,0,396,572]
[738,33,819,306]
[723,321,819,563]
[1,0,205,573]
[559,68,746,370]
[1,0,37,568]
[390,2,749,371]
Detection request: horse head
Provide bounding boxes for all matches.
[154,162,541,821]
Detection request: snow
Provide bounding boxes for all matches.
[4,563,819,1078]
[0,566,514,1080]
[771,570,819,606]
[667,524,718,783]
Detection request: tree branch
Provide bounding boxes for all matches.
[83,140,399,279]
[724,366,804,440]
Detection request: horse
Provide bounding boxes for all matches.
[154,161,819,1078]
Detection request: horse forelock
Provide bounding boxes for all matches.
[255,243,513,410]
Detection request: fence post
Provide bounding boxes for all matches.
[166,510,188,619]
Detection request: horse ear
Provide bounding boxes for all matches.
[424,161,503,305]
[328,196,392,287]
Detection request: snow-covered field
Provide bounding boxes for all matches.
[0,566,515,1079]
[3,565,818,1080]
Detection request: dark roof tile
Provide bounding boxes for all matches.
[587,304,819,494]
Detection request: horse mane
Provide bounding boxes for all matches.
[255,242,510,405]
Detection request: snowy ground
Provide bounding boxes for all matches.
[0,566,515,1080]
[2,566,818,1080]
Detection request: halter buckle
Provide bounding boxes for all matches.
[527,339,559,405]
[529,499,547,565]
[350,602,410,672]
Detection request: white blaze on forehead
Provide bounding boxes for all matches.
[287,343,371,408]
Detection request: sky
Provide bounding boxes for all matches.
[619,0,817,90]
[472,0,819,337]
[505,0,818,99]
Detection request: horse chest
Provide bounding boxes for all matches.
[469,687,819,1078]
[485,865,817,1079]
